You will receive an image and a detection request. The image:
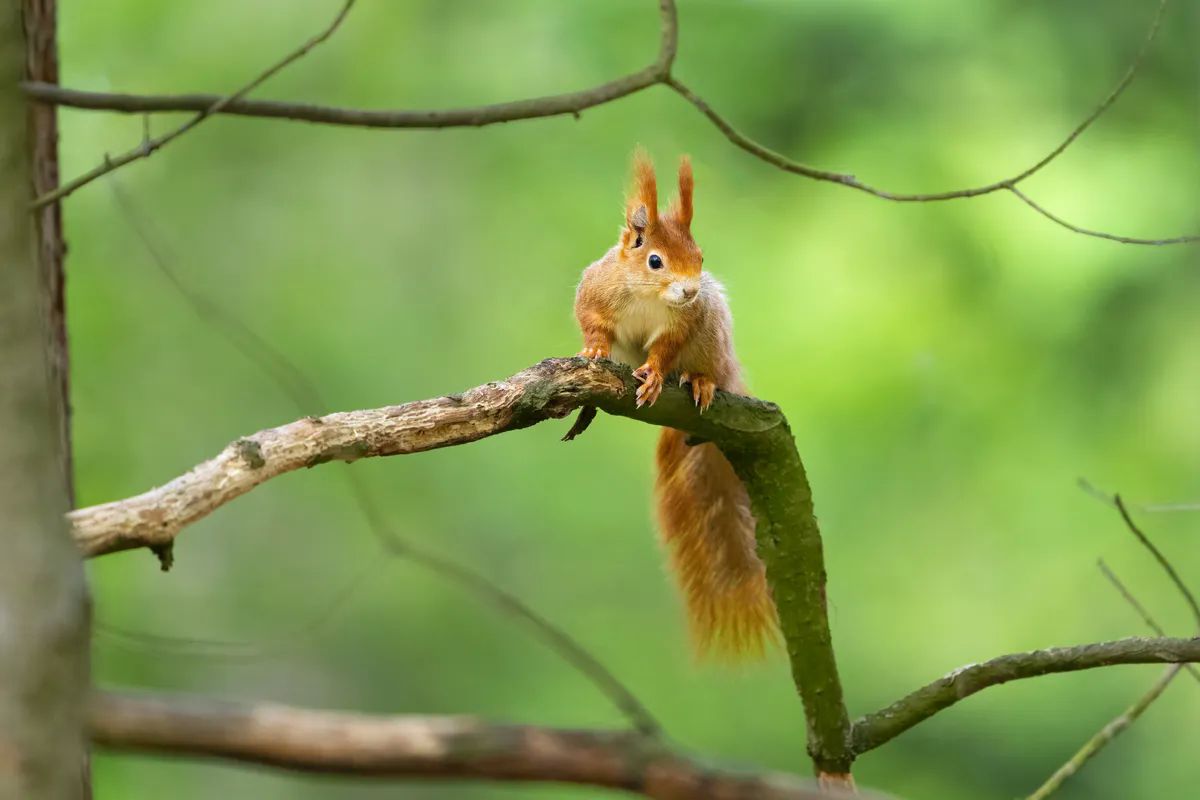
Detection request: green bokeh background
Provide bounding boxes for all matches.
[59,1,1197,797]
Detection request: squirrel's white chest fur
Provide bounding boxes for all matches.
[611,294,672,367]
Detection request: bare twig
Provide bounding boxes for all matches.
[66,360,643,556]
[29,0,359,209]
[1099,562,1170,638]
[90,690,857,800]
[1079,479,1200,514]
[850,636,1200,754]
[20,0,680,131]
[1025,664,1182,800]
[1008,187,1200,246]
[26,0,675,209]
[70,356,853,774]
[23,0,1196,243]
[1143,502,1200,513]
[1099,561,1200,686]
[1113,495,1200,628]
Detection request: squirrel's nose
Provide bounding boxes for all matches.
[682,286,698,300]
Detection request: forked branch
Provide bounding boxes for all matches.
[22,0,1196,243]
[29,0,359,209]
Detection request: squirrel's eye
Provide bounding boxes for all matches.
[633,235,643,249]
[648,254,663,270]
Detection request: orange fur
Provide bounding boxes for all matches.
[628,147,658,230]
[668,155,693,228]
[574,151,780,659]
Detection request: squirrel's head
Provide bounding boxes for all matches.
[619,150,702,307]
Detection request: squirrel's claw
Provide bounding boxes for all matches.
[633,364,664,408]
[678,371,716,412]
[690,375,716,412]
[580,345,610,360]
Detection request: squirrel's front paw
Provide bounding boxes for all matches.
[580,345,610,360]
[633,364,664,407]
[680,373,716,412]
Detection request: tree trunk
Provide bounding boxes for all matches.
[0,4,90,798]
[22,0,71,499]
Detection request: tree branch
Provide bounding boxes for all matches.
[22,0,1196,244]
[1007,187,1199,246]
[90,690,855,800]
[1098,560,1200,685]
[1112,495,1200,627]
[23,0,675,208]
[850,636,1200,754]
[20,0,679,132]
[68,358,632,557]
[29,0,359,209]
[69,356,853,773]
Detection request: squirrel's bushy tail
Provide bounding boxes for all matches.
[655,428,779,659]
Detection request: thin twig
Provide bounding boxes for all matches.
[1079,479,1200,514]
[1113,495,1200,628]
[1007,0,1171,184]
[669,0,1172,203]
[849,636,1200,754]
[1008,187,1200,245]
[29,0,359,209]
[26,0,675,208]
[1097,560,1200,684]
[1025,664,1182,800]
[1143,502,1200,513]
[20,0,679,131]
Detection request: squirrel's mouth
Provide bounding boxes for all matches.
[667,297,698,308]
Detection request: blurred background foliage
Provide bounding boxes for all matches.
[59,0,1197,797]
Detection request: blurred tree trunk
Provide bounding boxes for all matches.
[22,0,71,499]
[1,3,90,799]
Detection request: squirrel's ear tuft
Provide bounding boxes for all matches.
[674,156,694,229]
[626,148,658,233]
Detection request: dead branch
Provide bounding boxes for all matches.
[90,690,852,800]
[69,358,636,557]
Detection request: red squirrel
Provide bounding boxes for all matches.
[574,151,779,659]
